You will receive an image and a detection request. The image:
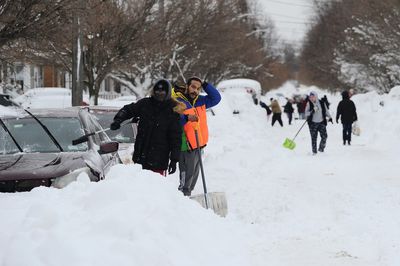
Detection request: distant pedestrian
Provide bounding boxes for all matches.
[305,91,333,154]
[321,95,330,109]
[260,100,272,121]
[283,99,294,125]
[297,95,308,119]
[270,99,283,127]
[251,90,258,105]
[336,90,358,145]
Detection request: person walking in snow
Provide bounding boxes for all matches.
[174,76,221,196]
[251,89,258,105]
[305,91,333,154]
[321,95,331,110]
[297,95,308,119]
[110,79,184,176]
[336,90,358,145]
[283,98,294,125]
[260,100,272,121]
[270,99,283,127]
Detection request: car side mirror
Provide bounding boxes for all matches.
[98,141,119,154]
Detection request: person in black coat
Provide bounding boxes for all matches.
[110,79,184,175]
[283,99,294,125]
[321,95,330,109]
[336,90,358,145]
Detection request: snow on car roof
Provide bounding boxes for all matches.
[217,79,262,94]
[0,106,25,118]
[1,107,82,119]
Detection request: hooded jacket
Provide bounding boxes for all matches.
[336,91,358,124]
[174,82,221,151]
[305,92,331,125]
[113,79,184,170]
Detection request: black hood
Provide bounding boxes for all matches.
[342,90,350,100]
[151,79,172,101]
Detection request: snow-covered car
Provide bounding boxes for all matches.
[86,106,137,164]
[14,87,90,108]
[0,108,120,192]
[217,79,262,114]
[0,94,20,107]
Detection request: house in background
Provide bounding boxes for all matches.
[1,62,66,92]
[1,62,131,99]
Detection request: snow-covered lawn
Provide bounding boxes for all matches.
[1,82,399,265]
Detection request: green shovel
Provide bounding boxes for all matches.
[283,120,307,150]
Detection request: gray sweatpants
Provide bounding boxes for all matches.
[178,150,202,195]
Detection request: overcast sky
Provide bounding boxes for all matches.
[255,0,316,44]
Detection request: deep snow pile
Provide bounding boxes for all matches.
[0,165,254,266]
[1,82,400,266]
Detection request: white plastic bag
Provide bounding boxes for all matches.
[352,121,361,136]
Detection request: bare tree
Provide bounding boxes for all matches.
[0,0,74,47]
[115,0,281,94]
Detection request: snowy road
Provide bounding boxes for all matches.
[201,86,400,265]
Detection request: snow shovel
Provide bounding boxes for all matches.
[190,128,228,217]
[72,121,132,145]
[283,120,308,150]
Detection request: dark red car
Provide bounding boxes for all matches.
[0,108,120,192]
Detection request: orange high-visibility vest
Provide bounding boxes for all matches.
[183,105,208,150]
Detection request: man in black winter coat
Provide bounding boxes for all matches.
[283,99,294,125]
[336,90,358,145]
[110,79,184,176]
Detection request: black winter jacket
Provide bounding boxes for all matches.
[113,97,182,170]
[336,99,357,124]
[283,102,294,113]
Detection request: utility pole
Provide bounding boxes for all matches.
[72,1,84,106]
[159,0,164,21]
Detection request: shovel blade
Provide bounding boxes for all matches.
[190,192,228,217]
[283,138,296,150]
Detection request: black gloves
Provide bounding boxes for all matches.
[168,160,177,175]
[202,81,208,89]
[110,121,121,130]
[328,118,333,124]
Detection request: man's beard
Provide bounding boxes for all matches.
[189,92,198,99]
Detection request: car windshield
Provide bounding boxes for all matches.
[0,117,88,154]
[93,112,134,143]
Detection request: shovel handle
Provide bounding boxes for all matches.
[194,129,209,209]
[72,133,93,145]
[292,120,308,141]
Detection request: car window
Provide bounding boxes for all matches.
[41,117,88,152]
[2,118,62,153]
[0,126,20,154]
[84,111,111,144]
[92,112,135,143]
[1,117,87,154]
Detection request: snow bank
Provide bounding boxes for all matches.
[0,164,253,266]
